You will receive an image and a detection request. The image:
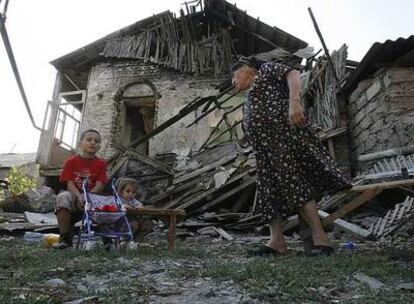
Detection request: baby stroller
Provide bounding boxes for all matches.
[76,179,133,250]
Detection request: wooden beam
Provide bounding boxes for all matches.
[318,210,373,239]
[173,154,236,185]
[321,188,382,226]
[126,149,175,176]
[128,87,232,149]
[351,179,414,192]
[127,207,185,217]
[167,214,177,251]
[175,169,255,210]
[358,145,414,162]
[196,178,255,213]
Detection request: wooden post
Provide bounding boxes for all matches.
[168,214,177,251]
[36,72,63,166]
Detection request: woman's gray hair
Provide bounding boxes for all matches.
[231,47,305,74]
[231,56,266,73]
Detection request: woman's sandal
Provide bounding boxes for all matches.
[306,245,335,257]
[248,245,289,257]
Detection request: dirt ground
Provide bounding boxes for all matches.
[0,231,413,304]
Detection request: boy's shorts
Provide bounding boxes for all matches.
[55,191,83,213]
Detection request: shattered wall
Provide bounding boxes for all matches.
[82,60,225,159]
[348,67,414,170]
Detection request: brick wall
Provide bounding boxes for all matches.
[82,60,225,159]
[348,67,414,171]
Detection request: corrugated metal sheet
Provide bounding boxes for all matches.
[344,35,414,94]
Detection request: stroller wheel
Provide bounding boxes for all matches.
[127,241,139,251]
[82,240,98,251]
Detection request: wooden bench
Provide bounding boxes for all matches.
[127,208,186,251]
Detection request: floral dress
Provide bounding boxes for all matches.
[243,61,351,222]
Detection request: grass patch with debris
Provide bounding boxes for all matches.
[0,237,413,303]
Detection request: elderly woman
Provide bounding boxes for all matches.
[232,56,350,256]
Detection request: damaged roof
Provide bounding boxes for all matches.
[50,0,307,72]
[344,35,414,93]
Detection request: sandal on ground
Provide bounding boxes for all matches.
[306,245,335,257]
[248,245,289,257]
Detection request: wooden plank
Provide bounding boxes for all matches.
[376,208,393,236]
[173,155,236,185]
[126,149,174,176]
[373,209,389,236]
[283,215,299,232]
[212,227,233,241]
[161,184,205,209]
[108,156,128,179]
[0,222,58,231]
[0,212,25,219]
[397,197,411,220]
[167,214,177,251]
[388,203,401,227]
[147,177,202,205]
[196,178,255,213]
[353,273,387,290]
[174,169,254,210]
[226,214,262,228]
[127,207,185,216]
[319,192,355,211]
[317,127,347,141]
[127,87,233,149]
[318,210,372,239]
[327,138,336,159]
[351,179,414,192]
[321,188,382,226]
[24,212,58,225]
[383,198,414,237]
[358,145,414,162]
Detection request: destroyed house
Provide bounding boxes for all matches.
[36,0,307,179]
[25,1,414,241]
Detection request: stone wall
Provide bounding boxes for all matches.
[82,60,225,159]
[348,67,414,171]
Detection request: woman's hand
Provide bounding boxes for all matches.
[289,101,306,127]
[286,70,306,127]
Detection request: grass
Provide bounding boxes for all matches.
[0,238,413,303]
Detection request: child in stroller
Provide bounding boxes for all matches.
[76,179,133,250]
[116,177,154,242]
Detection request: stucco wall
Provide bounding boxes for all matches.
[82,60,225,159]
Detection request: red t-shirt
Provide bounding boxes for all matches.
[60,155,108,191]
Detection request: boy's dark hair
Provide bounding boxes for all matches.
[80,129,101,141]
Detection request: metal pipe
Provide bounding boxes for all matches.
[0,12,43,131]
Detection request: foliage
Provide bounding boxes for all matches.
[5,166,37,196]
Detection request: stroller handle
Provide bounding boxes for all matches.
[81,178,123,210]
[112,178,123,209]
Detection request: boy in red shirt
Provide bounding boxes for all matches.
[54,129,108,249]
